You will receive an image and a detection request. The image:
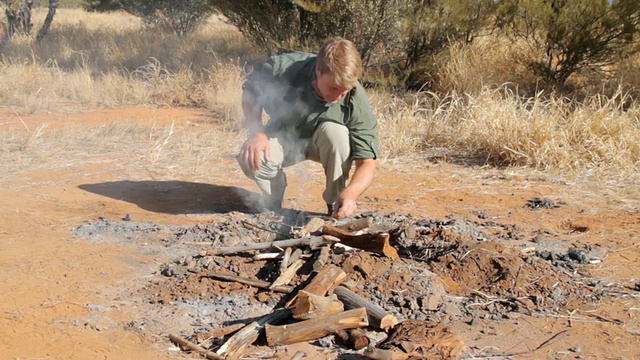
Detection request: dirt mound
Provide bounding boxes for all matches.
[429,241,574,311]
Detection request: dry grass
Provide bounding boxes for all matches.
[435,36,538,97]
[1,8,639,195]
[0,119,243,184]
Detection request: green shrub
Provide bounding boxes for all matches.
[496,0,640,89]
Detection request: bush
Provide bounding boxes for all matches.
[496,0,640,89]
[85,0,213,36]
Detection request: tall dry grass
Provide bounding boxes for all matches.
[1,8,639,190]
[0,8,251,129]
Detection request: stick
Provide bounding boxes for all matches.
[202,273,293,293]
[200,235,333,256]
[363,347,409,360]
[333,286,399,331]
[312,245,331,271]
[290,350,306,360]
[279,247,292,273]
[254,252,284,261]
[169,333,222,360]
[193,323,246,340]
[270,259,304,289]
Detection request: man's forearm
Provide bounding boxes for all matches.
[340,158,376,201]
[242,91,265,135]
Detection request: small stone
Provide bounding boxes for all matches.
[569,346,581,353]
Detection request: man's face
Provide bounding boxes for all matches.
[315,67,350,104]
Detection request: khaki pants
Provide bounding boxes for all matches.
[237,121,352,206]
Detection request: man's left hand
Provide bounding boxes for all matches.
[332,197,357,219]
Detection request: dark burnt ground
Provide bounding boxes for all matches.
[70,209,634,358]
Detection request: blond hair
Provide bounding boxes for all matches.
[316,37,363,89]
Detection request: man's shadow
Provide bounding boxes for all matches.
[78,181,263,214]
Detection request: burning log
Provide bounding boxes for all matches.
[216,308,292,359]
[289,290,344,320]
[322,224,399,259]
[333,286,399,332]
[265,308,368,346]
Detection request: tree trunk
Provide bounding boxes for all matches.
[36,0,57,42]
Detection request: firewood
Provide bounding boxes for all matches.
[169,333,222,360]
[349,329,370,350]
[285,266,347,307]
[289,248,303,264]
[290,350,307,360]
[334,217,373,232]
[254,252,284,261]
[270,259,304,289]
[216,308,291,359]
[334,329,350,344]
[265,308,368,346]
[290,290,344,319]
[200,235,335,256]
[297,217,326,237]
[203,273,293,293]
[322,224,399,259]
[312,245,331,271]
[333,286,399,332]
[363,347,409,360]
[279,247,292,272]
[193,323,245,340]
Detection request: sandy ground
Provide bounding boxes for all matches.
[0,106,638,360]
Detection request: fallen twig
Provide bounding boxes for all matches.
[169,333,222,360]
[201,272,294,293]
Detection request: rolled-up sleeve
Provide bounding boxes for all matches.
[346,86,380,159]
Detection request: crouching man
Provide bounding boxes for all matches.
[237,37,379,219]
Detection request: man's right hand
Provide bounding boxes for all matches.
[241,132,270,171]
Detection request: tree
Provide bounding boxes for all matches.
[120,0,213,37]
[401,0,498,88]
[2,0,33,38]
[36,0,57,41]
[496,0,640,88]
[208,0,409,67]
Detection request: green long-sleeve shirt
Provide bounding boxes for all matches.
[243,51,379,160]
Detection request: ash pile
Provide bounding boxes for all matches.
[142,210,606,360]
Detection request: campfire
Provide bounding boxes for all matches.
[71,201,619,359]
[166,214,466,360]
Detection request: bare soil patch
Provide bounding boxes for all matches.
[0,106,638,360]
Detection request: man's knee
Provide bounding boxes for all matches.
[236,154,282,181]
[314,122,350,157]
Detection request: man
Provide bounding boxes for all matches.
[237,37,379,218]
